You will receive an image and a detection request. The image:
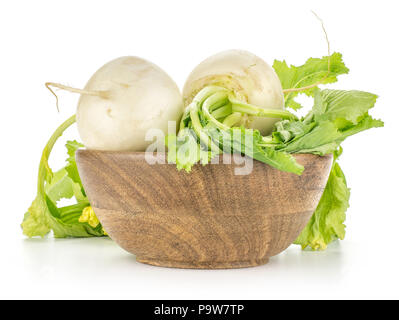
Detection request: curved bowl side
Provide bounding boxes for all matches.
[76,150,332,269]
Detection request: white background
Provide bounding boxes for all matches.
[1,0,398,299]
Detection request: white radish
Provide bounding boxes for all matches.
[183,50,284,135]
[48,56,183,151]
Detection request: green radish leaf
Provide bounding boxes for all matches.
[65,140,85,186]
[209,127,304,175]
[22,117,106,238]
[312,89,378,125]
[273,52,349,110]
[295,151,350,250]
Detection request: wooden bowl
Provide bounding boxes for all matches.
[76,150,333,269]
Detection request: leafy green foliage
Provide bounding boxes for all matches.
[168,53,383,251]
[166,129,213,172]
[294,149,350,250]
[22,133,106,238]
[312,89,378,124]
[166,86,303,175]
[276,89,383,155]
[24,52,384,252]
[208,127,304,174]
[277,121,341,155]
[65,140,85,186]
[273,52,349,110]
[22,197,52,238]
[269,88,382,249]
[166,126,304,175]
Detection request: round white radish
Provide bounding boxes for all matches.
[76,56,183,151]
[183,50,284,135]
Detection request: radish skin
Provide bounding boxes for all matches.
[76,56,183,151]
[183,50,284,135]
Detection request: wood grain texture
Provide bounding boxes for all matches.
[76,151,333,269]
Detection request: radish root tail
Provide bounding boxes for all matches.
[282,11,331,94]
[45,82,109,112]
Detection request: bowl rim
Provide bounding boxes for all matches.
[76,148,332,159]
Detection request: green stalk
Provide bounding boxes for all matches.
[181,86,226,130]
[222,112,242,127]
[179,108,191,129]
[179,85,300,158]
[22,114,77,237]
[257,135,280,147]
[189,103,221,153]
[193,86,227,105]
[37,115,76,193]
[231,99,297,120]
[202,93,230,131]
[211,104,233,119]
[58,201,90,224]
[203,91,229,112]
